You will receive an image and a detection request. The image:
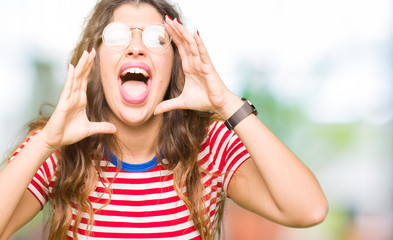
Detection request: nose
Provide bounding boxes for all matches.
[126,28,146,56]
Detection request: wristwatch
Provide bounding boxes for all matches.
[224,98,258,131]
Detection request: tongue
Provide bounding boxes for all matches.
[121,81,147,98]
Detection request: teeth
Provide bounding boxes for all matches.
[121,68,149,78]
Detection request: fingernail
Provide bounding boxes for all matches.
[89,48,93,53]
[166,15,173,21]
[175,18,181,24]
[197,30,200,36]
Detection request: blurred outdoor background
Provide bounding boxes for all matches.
[1,0,392,239]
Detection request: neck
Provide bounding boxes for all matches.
[111,115,163,164]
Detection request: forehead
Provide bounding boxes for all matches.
[112,3,164,26]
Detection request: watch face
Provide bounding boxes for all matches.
[245,99,258,116]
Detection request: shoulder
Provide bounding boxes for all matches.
[205,121,229,138]
[9,130,59,173]
[198,121,250,176]
[8,130,41,161]
[202,121,237,148]
[199,121,237,163]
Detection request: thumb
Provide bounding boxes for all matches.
[154,97,186,115]
[88,122,117,136]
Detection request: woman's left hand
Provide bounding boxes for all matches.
[154,16,241,118]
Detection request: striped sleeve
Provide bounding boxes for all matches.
[9,131,57,209]
[207,121,251,195]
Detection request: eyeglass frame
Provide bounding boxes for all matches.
[100,22,172,53]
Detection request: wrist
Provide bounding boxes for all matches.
[214,93,244,120]
[35,130,60,155]
[222,97,258,131]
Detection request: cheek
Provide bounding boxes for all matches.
[98,56,119,108]
[98,51,117,88]
[158,52,174,83]
[158,61,173,95]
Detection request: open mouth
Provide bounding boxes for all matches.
[118,65,152,104]
[120,68,150,84]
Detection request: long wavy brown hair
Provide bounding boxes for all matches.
[20,0,224,239]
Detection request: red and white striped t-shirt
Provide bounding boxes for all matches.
[13,121,250,239]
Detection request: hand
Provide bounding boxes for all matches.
[154,16,242,117]
[40,49,116,151]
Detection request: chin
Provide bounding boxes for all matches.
[115,109,159,128]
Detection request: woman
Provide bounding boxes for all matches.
[0,0,328,239]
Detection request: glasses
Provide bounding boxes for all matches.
[101,22,172,52]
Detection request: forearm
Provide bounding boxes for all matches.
[239,117,326,212]
[218,95,328,225]
[0,132,53,234]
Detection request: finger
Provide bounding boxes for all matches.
[164,16,183,45]
[88,122,117,136]
[80,49,96,93]
[164,17,198,57]
[172,19,200,57]
[83,49,96,79]
[193,29,213,65]
[154,97,187,115]
[73,51,89,92]
[74,49,95,95]
[164,23,192,71]
[164,21,189,57]
[59,64,75,101]
[164,22,197,72]
[74,50,89,77]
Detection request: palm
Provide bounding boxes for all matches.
[41,50,116,150]
[155,18,233,115]
[179,66,225,112]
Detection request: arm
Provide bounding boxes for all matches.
[0,49,116,236]
[0,190,41,240]
[225,106,328,227]
[156,17,328,227]
[0,132,53,236]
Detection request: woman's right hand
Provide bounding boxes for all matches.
[39,49,116,152]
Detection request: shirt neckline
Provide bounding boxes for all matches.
[109,152,159,172]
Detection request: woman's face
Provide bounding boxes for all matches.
[99,3,174,127]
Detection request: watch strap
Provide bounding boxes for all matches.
[224,98,257,131]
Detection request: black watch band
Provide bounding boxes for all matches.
[224,98,258,131]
